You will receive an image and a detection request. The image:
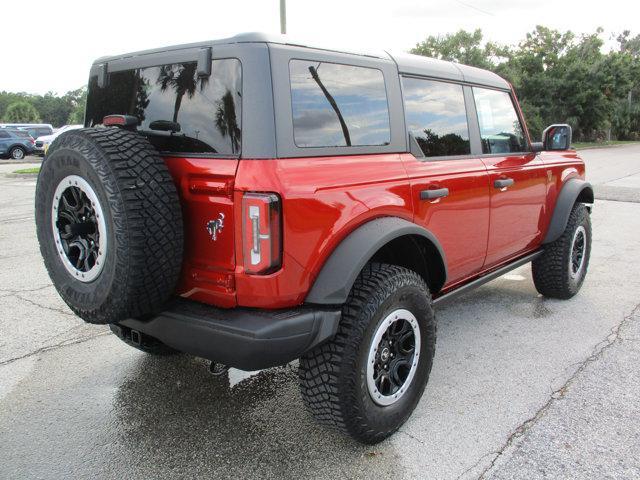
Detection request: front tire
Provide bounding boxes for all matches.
[299,263,436,444]
[532,202,591,299]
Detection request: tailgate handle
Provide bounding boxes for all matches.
[494,178,515,189]
[420,188,449,200]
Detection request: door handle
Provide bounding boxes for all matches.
[494,178,515,189]
[420,187,449,200]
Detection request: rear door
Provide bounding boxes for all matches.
[85,49,245,307]
[0,130,10,155]
[471,87,547,268]
[400,77,490,286]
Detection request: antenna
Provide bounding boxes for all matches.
[280,0,287,34]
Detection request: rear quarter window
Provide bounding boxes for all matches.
[86,58,242,156]
[289,60,391,148]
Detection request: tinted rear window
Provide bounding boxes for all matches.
[11,130,31,138]
[289,60,390,148]
[86,59,242,155]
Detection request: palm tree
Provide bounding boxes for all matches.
[157,63,209,123]
[215,90,241,153]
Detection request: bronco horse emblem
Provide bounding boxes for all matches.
[206,213,225,241]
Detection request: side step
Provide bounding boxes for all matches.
[433,250,543,307]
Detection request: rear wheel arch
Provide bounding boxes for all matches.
[305,217,447,305]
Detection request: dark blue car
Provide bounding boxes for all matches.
[0,129,36,160]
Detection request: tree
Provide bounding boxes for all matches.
[157,63,208,123]
[215,90,241,153]
[411,29,507,70]
[66,87,87,124]
[31,92,73,126]
[3,101,41,123]
[412,26,640,142]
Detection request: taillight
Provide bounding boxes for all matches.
[30,138,35,144]
[102,115,139,128]
[242,193,281,274]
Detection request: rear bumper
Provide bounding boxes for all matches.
[116,299,341,371]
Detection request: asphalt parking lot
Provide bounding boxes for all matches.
[1,146,639,479]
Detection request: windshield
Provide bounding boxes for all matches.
[85,59,242,156]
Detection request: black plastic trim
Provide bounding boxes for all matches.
[117,299,340,371]
[433,250,543,306]
[305,217,447,304]
[543,179,594,244]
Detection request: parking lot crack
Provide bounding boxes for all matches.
[474,301,640,480]
[14,294,74,317]
[0,284,52,294]
[0,331,110,366]
[398,429,426,445]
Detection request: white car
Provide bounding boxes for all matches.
[36,125,83,155]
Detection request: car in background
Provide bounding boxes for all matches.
[0,123,53,140]
[0,129,36,160]
[36,124,83,155]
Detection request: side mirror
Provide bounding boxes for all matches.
[542,124,572,151]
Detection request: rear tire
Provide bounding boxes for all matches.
[35,128,184,324]
[10,146,26,160]
[532,203,591,299]
[299,263,436,444]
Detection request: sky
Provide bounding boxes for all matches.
[1,0,638,95]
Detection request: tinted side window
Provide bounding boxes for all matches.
[86,59,242,155]
[402,77,470,157]
[473,88,527,154]
[289,60,390,147]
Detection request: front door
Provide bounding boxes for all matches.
[471,87,548,268]
[400,77,490,286]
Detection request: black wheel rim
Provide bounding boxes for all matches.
[52,175,107,282]
[367,309,421,406]
[570,226,586,278]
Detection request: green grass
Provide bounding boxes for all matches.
[572,140,640,150]
[13,167,40,174]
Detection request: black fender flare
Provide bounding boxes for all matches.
[543,178,594,244]
[305,217,447,305]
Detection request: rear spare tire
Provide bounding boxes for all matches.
[35,127,183,324]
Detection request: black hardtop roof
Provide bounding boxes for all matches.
[93,32,509,90]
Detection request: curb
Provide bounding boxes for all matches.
[4,172,39,178]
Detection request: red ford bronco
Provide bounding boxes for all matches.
[35,33,593,444]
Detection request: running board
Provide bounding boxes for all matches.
[433,251,543,307]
